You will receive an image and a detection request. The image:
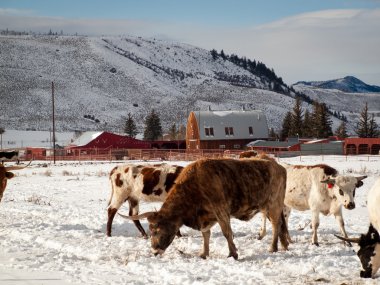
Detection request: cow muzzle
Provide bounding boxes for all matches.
[152,248,165,256]
[345,202,355,210]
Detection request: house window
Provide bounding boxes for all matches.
[249,126,254,136]
[233,144,240,149]
[205,127,214,137]
[225,127,234,136]
[219,145,226,149]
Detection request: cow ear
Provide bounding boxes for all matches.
[355,176,367,188]
[5,172,15,179]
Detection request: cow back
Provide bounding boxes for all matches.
[168,158,287,220]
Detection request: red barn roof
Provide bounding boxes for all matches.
[67,132,150,149]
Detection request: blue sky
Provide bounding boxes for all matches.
[1,0,380,85]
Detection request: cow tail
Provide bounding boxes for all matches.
[107,176,114,208]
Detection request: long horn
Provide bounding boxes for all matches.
[334,234,360,243]
[5,160,33,171]
[356,175,367,181]
[118,211,155,220]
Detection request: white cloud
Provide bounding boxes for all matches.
[1,8,379,85]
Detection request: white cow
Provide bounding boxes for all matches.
[260,163,366,246]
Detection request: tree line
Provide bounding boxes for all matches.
[280,99,379,140]
[124,110,185,141]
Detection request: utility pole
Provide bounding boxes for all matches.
[52,82,56,164]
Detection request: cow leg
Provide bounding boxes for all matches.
[311,210,320,246]
[258,212,267,240]
[283,206,293,243]
[107,207,118,237]
[128,198,148,238]
[267,210,281,253]
[107,196,127,237]
[215,210,238,259]
[200,230,211,259]
[334,208,351,247]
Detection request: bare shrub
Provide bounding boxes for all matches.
[26,194,51,206]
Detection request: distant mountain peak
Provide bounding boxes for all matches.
[294,76,380,93]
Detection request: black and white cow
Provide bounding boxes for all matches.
[336,177,380,278]
[0,150,19,164]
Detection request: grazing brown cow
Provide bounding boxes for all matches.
[107,163,183,237]
[120,158,289,259]
[0,161,31,202]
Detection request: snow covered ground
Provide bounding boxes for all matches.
[1,155,380,284]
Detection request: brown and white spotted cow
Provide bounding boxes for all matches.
[120,158,289,260]
[107,163,183,237]
[0,161,31,202]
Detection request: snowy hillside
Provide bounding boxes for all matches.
[1,35,379,135]
[0,34,295,133]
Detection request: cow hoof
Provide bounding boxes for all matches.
[199,254,208,259]
[269,247,278,253]
[360,270,372,278]
[228,252,238,260]
[345,241,352,247]
[106,232,112,237]
[312,242,319,247]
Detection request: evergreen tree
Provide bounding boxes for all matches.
[355,102,370,138]
[124,113,138,138]
[313,102,333,138]
[310,102,332,138]
[289,97,304,137]
[143,109,162,141]
[220,49,226,60]
[303,109,313,138]
[280,112,292,140]
[210,49,218,60]
[334,121,348,138]
[368,113,380,138]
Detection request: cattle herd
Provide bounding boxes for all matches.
[0,152,379,279]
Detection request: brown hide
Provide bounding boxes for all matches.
[147,158,289,259]
[0,166,15,202]
[239,150,258,159]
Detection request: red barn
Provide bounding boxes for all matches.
[67,132,150,149]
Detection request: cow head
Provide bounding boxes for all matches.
[148,213,179,255]
[118,211,180,256]
[321,175,367,209]
[335,224,380,278]
[0,161,32,202]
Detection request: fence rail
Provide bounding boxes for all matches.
[7,147,379,163]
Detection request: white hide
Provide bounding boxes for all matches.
[282,163,365,245]
[368,177,380,233]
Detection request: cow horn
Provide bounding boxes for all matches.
[334,234,360,243]
[118,211,155,220]
[356,176,367,181]
[5,160,32,171]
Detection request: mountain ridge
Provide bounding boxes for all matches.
[294,76,380,93]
